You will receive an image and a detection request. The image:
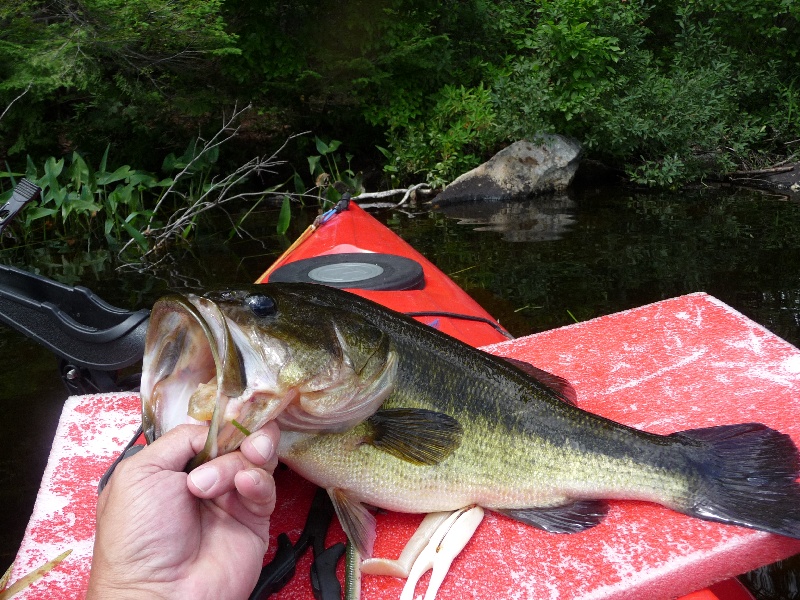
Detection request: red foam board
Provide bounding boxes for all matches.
[11,293,798,598]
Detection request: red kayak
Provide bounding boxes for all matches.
[255,198,756,600]
[15,196,781,599]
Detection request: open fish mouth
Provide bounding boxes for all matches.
[141,294,285,462]
[140,294,249,458]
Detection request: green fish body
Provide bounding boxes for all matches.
[141,282,800,557]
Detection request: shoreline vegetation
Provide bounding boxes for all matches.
[1,0,798,251]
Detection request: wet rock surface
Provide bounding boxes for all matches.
[433,135,582,205]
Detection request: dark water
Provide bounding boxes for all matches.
[1,185,799,596]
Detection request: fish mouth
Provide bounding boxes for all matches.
[141,294,246,451]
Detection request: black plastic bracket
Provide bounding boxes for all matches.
[0,178,40,236]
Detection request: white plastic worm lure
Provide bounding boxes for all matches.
[400,506,484,600]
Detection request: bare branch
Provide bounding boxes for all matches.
[355,183,433,207]
[119,128,308,264]
[0,83,33,123]
[146,103,253,227]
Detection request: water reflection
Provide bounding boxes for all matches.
[434,193,577,242]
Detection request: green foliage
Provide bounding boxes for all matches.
[0,142,229,252]
[492,0,798,186]
[276,196,292,235]
[381,83,496,188]
[0,0,238,163]
[2,0,800,191]
[0,148,164,247]
[304,137,364,205]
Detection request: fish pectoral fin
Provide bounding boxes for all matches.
[499,356,578,406]
[366,408,463,466]
[495,499,609,534]
[329,488,377,559]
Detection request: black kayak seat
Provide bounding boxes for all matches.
[0,263,149,371]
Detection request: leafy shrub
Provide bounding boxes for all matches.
[0,148,166,248]
[492,0,797,186]
[2,0,799,190]
[381,83,497,188]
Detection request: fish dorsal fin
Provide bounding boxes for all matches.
[366,408,463,466]
[328,488,376,558]
[501,357,578,406]
[495,499,608,533]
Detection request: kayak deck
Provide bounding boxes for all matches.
[257,202,511,348]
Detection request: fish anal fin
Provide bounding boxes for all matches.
[496,499,609,533]
[329,488,377,558]
[366,408,463,466]
[501,357,578,406]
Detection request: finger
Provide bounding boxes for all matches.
[234,469,277,516]
[239,421,281,471]
[131,424,211,472]
[187,449,260,498]
[215,469,276,543]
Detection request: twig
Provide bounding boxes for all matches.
[146,103,253,227]
[355,183,433,207]
[120,131,305,263]
[770,154,798,168]
[0,82,32,123]
[726,165,795,177]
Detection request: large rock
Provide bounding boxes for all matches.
[433,135,582,205]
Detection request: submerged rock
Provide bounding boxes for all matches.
[433,135,582,205]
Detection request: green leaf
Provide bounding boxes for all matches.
[315,137,329,155]
[97,165,132,185]
[293,172,305,194]
[162,153,177,172]
[24,206,57,227]
[99,144,110,174]
[276,195,291,235]
[43,157,64,198]
[122,220,148,251]
[69,152,90,190]
[26,156,38,180]
[127,172,157,187]
[308,155,321,176]
[207,145,220,164]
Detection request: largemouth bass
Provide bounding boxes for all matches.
[141,282,800,557]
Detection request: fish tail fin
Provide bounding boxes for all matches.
[673,423,800,539]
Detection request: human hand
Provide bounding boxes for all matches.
[87,422,280,600]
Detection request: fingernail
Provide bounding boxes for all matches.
[245,469,261,485]
[251,434,273,462]
[190,466,219,492]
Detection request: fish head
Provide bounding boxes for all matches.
[140,283,397,463]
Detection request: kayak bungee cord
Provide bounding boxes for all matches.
[405,311,513,339]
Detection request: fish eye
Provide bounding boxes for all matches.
[245,293,276,317]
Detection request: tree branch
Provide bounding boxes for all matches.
[0,83,32,123]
